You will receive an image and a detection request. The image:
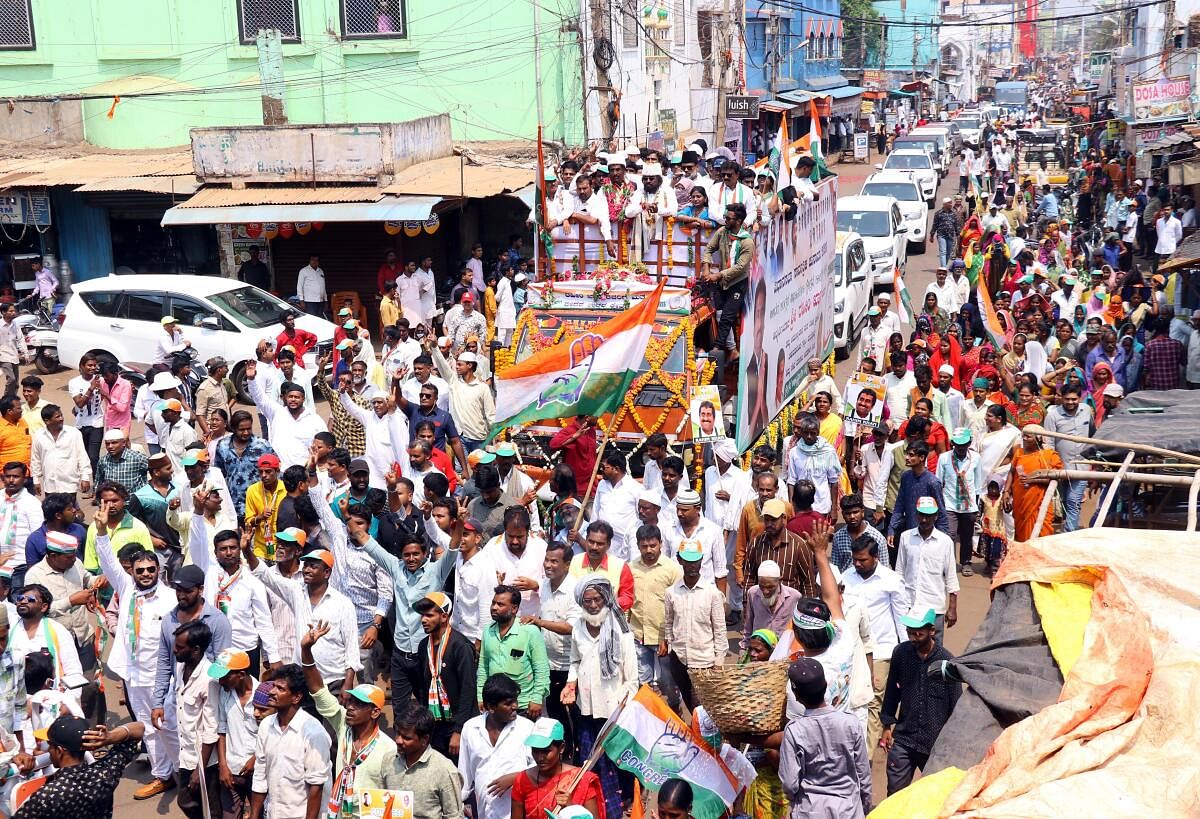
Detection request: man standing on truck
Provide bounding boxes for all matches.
[702,202,755,377]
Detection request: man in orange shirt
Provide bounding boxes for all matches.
[0,395,30,470]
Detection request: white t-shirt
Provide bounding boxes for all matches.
[68,375,104,428]
[772,622,857,720]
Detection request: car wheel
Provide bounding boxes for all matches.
[909,237,926,254]
[34,349,60,374]
[834,341,850,361]
[232,362,252,405]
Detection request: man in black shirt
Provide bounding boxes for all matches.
[414,591,478,759]
[15,717,146,819]
[880,607,962,794]
[237,246,271,291]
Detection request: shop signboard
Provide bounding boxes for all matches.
[725,95,760,119]
[1132,76,1191,122]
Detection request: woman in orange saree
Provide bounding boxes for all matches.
[1004,427,1064,541]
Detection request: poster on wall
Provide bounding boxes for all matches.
[734,176,838,451]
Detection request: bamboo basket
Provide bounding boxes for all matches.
[690,660,790,736]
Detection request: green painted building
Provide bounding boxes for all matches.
[0,0,586,147]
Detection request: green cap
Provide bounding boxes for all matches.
[524,717,565,748]
[476,451,497,465]
[495,442,517,457]
[899,608,937,629]
[950,426,972,445]
[677,546,704,562]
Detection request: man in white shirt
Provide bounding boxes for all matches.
[416,255,438,329]
[894,496,958,644]
[708,162,759,226]
[703,437,753,617]
[93,512,180,799]
[875,293,902,337]
[883,353,917,430]
[924,267,961,315]
[483,507,547,616]
[1051,275,1079,319]
[591,451,642,561]
[457,675,534,819]
[936,366,964,428]
[382,319,423,381]
[154,316,191,365]
[244,360,327,468]
[247,545,362,692]
[569,175,614,257]
[296,254,327,318]
[0,462,43,586]
[668,489,728,590]
[30,403,90,497]
[68,353,105,483]
[250,664,332,819]
[532,541,580,751]
[860,307,889,368]
[431,346,494,452]
[981,204,1007,234]
[1154,208,1184,276]
[338,386,409,489]
[399,354,451,413]
[662,546,727,711]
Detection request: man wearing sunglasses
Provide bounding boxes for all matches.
[92,501,181,800]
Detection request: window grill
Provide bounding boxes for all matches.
[674,0,684,47]
[621,0,639,49]
[0,0,35,50]
[238,0,301,44]
[342,0,406,38]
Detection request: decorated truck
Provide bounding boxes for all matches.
[495,267,715,468]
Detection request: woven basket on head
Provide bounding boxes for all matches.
[690,660,790,736]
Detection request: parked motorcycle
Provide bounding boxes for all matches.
[13,294,62,374]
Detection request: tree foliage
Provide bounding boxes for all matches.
[841,0,883,68]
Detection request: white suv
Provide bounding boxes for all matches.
[862,172,929,252]
[877,149,937,204]
[832,231,872,359]
[836,195,908,287]
[59,274,336,397]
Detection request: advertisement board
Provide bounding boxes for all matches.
[734,176,838,451]
[1132,76,1191,122]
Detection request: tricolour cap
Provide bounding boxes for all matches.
[495,442,517,457]
[207,649,252,679]
[301,549,334,569]
[338,307,353,317]
[276,527,307,547]
[525,717,565,748]
[180,449,210,467]
[867,306,881,316]
[346,684,385,709]
[45,531,78,555]
[476,451,497,465]
[336,339,354,350]
[950,426,972,445]
[158,399,183,413]
[915,495,939,514]
[342,319,358,330]
[899,607,937,629]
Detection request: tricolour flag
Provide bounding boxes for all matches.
[977,279,1009,350]
[601,686,741,819]
[488,281,664,437]
[893,268,913,324]
[768,114,792,190]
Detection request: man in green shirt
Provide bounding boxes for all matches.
[476,584,549,718]
[83,480,153,574]
[299,622,394,798]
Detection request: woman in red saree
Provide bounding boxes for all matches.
[511,719,604,819]
[1003,427,1064,541]
[929,334,963,390]
[1089,361,1116,425]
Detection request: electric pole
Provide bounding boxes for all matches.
[713,0,732,150]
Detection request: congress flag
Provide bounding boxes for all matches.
[601,686,742,819]
[488,281,664,438]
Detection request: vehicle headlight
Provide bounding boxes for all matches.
[834,301,846,314]
[870,249,892,260]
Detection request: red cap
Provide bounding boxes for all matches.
[461,292,475,304]
[257,453,281,468]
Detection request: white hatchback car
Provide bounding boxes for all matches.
[59,274,337,397]
[862,172,929,252]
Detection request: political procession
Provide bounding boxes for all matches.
[0,1,1198,818]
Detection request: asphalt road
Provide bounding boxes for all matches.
[32,164,988,815]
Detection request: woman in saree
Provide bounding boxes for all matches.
[1088,361,1116,421]
[510,718,604,819]
[919,291,952,337]
[737,629,788,819]
[813,390,852,497]
[979,403,1020,489]
[929,334,963,390]
[1013,382,1047,428]
[1004,427,1064,541]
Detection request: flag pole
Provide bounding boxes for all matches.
[571,415,614,532]
[549,691,632,816]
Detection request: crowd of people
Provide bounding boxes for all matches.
[0,89,1190,819]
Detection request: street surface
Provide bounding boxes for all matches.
[28,161,986,814]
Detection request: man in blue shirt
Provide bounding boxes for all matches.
[888,441,950,542]
[392,377,469,474]
[1039,185,1059,219]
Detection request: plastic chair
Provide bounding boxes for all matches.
[329,291,368,327]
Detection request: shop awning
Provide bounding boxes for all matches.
[757,98,796,113]
[0,150,192,188]
[159,194,441,226]
[1142,131,1199,152]
[75,175,199,195]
